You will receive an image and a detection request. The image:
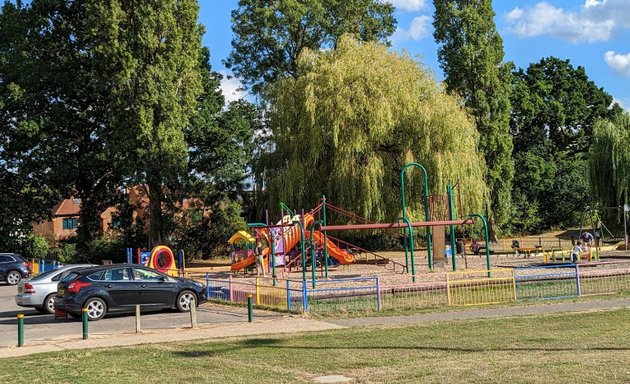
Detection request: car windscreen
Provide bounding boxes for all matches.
[29,269,60,281]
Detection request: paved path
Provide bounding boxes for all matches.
[2,296,630,359]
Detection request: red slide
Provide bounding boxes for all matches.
[309,231,355,265]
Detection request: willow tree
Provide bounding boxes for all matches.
[263,37,488,222]
[590,113,630,225]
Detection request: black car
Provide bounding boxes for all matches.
[0,253,31,285]
[54,264,207,321]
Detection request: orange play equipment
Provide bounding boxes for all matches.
[229,213,354,272]
[148,245,178,276]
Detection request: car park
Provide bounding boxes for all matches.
[54,264,207,321]
[0,253,31,285]
[15,264,95,314]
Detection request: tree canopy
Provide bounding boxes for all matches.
[433,0,514,233]
[226,0,396,94]
[510,57,622,232]
[88,0,204,246]
[260,37,488,222]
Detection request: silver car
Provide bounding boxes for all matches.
[15,264,95,314]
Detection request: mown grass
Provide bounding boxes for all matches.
[1,308,630,383]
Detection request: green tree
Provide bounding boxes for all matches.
[590,113,630,225]
[0,0,121,250]
[433,0,514,233]
[262,37,488,222]
[510,57,622,232]
[89,0,204,246]
[226,0,396,94]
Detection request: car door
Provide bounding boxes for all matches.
[0,254,12,279]
[99,267,136,309]
[131,267,176,308]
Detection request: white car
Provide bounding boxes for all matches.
[15,264,95,314]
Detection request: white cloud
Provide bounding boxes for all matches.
[605,51,630,77]
[392,15,432,42]
[613,97,630,111]
[220,72,246,104]
[505,0,630,43]
[385,0,426,12]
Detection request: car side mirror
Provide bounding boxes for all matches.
[159,276,166,283]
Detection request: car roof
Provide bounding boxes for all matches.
[73,264,151,274]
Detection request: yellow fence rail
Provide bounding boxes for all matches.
[446,269,516,306]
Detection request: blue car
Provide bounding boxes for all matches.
[54,264,207,321]
[0,253,31,285]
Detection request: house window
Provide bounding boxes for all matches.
[62,218,78,230]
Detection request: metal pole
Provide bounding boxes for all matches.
[398,217,415,282]
[293,220,307,282]
[82,308,89,340]
[624,204,629,251]
[322,196,329,278]
[309,220,323,289]
[468,213,491,276]
[447,184,457,271]
[400,162,432,271]
[17,314,24,347]
[247,295,253,322]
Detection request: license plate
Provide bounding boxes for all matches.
[57,288,65,296]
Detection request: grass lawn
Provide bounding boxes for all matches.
[1,309,630,383]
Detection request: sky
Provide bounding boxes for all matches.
[199,0,630,110]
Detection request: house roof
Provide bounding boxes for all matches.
[52,198,81,217]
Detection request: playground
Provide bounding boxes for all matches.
[191,162,630,317]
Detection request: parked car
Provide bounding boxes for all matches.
[15,264,95,314]
[0,253,31,285]
[54,264,207,321]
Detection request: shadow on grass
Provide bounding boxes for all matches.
[171,337,630,358]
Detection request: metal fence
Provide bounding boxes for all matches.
[204,262,630,315]
[514,264,579,300]
[446,269,516,306]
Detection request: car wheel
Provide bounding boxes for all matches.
[84,297,107,321]
[41,293,56,315]
[5,270,21,285]
[176,290,196,312]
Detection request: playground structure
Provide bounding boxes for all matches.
[227,162,493,286]
[125,245,183,276]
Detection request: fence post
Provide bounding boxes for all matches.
[376,276,382,311]
[575,264,581,296]
[446,272,451,306]
[190,302,198,329]
[302,280,308,313]
[286,280,292,312]
[255,277,260,305]
[229,275,234,303]
[135,305,141,333]
[206,273,210,300]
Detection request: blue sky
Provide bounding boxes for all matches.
[200,1,630,110]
